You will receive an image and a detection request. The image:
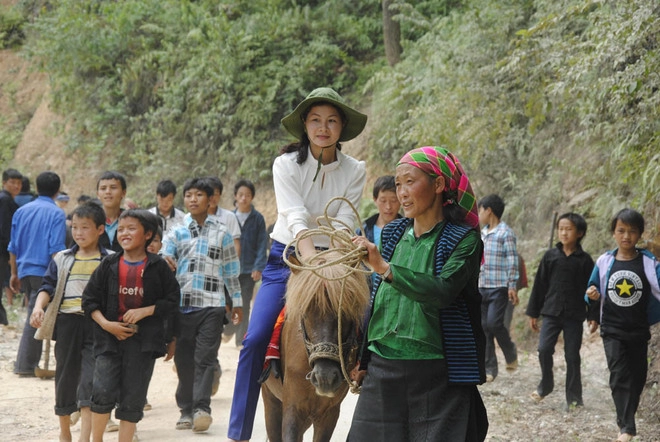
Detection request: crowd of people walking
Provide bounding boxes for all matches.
[0,86,658,442]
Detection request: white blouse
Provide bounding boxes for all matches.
[270,147,366,249]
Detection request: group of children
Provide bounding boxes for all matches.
[27,174,256,442]
[526,208,659,442]
[24,166,660,442]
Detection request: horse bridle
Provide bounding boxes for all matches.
[299,317,359,369]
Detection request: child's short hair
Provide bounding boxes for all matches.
[156,179,177,197]
[557,212,588,243]
[205,176,223,194]
[610,208,645,235]
[372,175,395,199]
[71,201,106,227]
[234,179,255,198]
[183,177,214,197]
[2,168,22,182]
[478,194,505,219]
[97,171,127,190]
[36,171,61,197]
[119,209,160,248]
[77,194,92,204]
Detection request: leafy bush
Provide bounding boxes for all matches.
[23,0,382,201]
[0,6,27,48]
[367,0,660,253]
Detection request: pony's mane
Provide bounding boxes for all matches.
[285,251,370,325]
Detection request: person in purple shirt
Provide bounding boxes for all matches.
[9,171,67,376]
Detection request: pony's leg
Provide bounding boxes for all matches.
[311,406,341,442]
[261,386,283,442]
[280,404,313,442]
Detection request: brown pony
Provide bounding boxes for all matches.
[261,250,370,442]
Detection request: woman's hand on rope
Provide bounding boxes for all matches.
[352,236,388,275]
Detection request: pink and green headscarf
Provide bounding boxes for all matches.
[398,146,479,229]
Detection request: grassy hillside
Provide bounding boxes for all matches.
[3,0,656,253]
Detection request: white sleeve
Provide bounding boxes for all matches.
[273,154,311,238]
[332,158,366,230]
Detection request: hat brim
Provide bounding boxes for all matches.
[281,96,367,142]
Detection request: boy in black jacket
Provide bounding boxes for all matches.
[83,209,180,442]
[526,212,595,410]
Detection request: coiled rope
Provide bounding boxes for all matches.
[282,196,372,394]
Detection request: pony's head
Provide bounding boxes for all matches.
[285,250,370,396]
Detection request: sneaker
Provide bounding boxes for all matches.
[175,414,193,430]
[506,359,518,372]
[485,374,494,383]
[530,391,545,402]
[617,433,634,442]
[143,399,152,411]
[105,418,119,432]
[192,410,212,433]
[70,410,81,426]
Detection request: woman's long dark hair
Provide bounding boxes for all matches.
[280,101,344,164]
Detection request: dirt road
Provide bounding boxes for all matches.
[1,308,659,441]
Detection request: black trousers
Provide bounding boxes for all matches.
[480,287,517,378]
[91,336,155,423]
[536,315,583,405]
[348,354,488,442]
[603,335,648,435]
[0,254,9,325]
[53,313,95,415]
[14,276,44,374]
[174,307,224,415]
[223,273,256,346]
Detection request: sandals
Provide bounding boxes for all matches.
[530,391,545,402]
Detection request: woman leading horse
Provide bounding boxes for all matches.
[349,146,489,442]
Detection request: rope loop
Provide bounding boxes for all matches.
[282,196,371,394]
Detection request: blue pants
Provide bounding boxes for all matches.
[228,241,290,440]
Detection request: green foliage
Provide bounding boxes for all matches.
[11,0,660,246]
[0,6,27,48]
[367,0,660,253]
[0,117,24,164]
[22,0,383,201]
